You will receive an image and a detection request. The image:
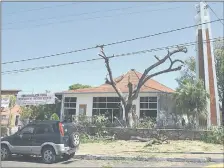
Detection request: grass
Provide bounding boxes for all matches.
[77,140,224,159]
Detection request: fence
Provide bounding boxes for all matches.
[72,114,208,130]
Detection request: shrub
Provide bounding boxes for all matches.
[137,117,156,129]
[201,126,224,144]
[50,113,60,120]
[92,115,109,137]
[77,115,92,127]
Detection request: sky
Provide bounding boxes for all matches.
[1,1,224,94]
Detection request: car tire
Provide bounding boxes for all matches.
[1,144,11,161]
[69,132,80,148]
[62,153,75,160]
[41,147,56,164]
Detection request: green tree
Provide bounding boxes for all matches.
[214,38,224,124]
[174,79,209,128]
[176,38,224,125]
[69,83,91,90]
[20,104,56,121]
[20,106,33,119]
[176,56,196,86]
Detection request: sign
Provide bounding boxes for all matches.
[17,93,55,106]
[1,97,10,108]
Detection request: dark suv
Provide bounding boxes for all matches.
[1,120,80,164]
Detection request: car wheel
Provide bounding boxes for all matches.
[62,153,75,160]
[41,147,56,164]
[1,145,11,161]
[69,132,80,148]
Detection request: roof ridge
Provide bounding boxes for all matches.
[130,69,174,92]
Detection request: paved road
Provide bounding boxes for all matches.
[2,156,222,168]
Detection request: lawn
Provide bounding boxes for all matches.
[77,140,224,159]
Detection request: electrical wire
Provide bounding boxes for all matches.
[5,2,79,16]
[2,19,223,65]
[3,6,182,31]
[2,37,222,75]
[206,2,224,26]
[5,3,166,25]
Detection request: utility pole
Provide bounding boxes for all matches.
[195,2,220,127]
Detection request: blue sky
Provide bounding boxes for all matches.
[1,2,223,93]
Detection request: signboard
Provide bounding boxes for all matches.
[17,93,55,106]
[1,97,10,108]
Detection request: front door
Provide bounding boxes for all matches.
[79,104,87,116]
[11,124,35,154]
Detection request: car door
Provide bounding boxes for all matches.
[10,124,35,154]
[31,124,56,155]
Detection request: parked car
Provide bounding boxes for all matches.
[1,120,80,164]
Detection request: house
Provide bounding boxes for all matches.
[56,69,176,125]
[1,89,21,127]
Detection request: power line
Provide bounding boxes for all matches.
[2,37,222,75]
[206,2,224,26]
[5,3,166,26]
[2,19,223,65]
[3,5,183,31]
[5,2,80,16]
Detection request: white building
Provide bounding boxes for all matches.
[56,69,175,124]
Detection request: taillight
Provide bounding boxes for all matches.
[59,122,64,136]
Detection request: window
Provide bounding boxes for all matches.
[20,125,35,134]
[64,97,77,108]
[35,124,54,134]
[140,97,157,119]
[92,97,121,123]
[64,97,77,120]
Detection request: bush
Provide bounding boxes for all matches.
[137,117,156,129]
[50,113,60,120]
[201,126,224,144]
[77,115,92,127]
[1,127,8,137]
[92,115,109,137]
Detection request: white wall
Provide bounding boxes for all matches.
[62,92,159,118]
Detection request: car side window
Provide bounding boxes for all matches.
[35,124,54,134]
[20,125,34,134]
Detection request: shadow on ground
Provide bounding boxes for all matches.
[6,155,78,164]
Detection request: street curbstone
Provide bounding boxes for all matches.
[74,154,223,163]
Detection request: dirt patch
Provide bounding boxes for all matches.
[77,140,224,159]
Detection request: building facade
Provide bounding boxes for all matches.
[56,69,175,125]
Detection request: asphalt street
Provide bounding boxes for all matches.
[1,155,222,168]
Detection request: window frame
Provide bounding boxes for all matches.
[19,124,35,135]
[139,96,158,119]
[92,97,121,123]
[34,124,54,135]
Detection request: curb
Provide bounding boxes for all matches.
[75,155,224,163]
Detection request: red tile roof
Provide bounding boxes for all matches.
[61,69,174,94]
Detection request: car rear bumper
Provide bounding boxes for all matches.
[55,144,78,155]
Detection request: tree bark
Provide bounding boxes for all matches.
[125,103,133,127]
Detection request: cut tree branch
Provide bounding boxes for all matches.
[98,46,126,106]
[127,75,133,99]
[132,46,187,99]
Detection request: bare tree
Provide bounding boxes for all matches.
[98,46,187,127]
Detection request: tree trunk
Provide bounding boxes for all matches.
[124,104,133,128]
